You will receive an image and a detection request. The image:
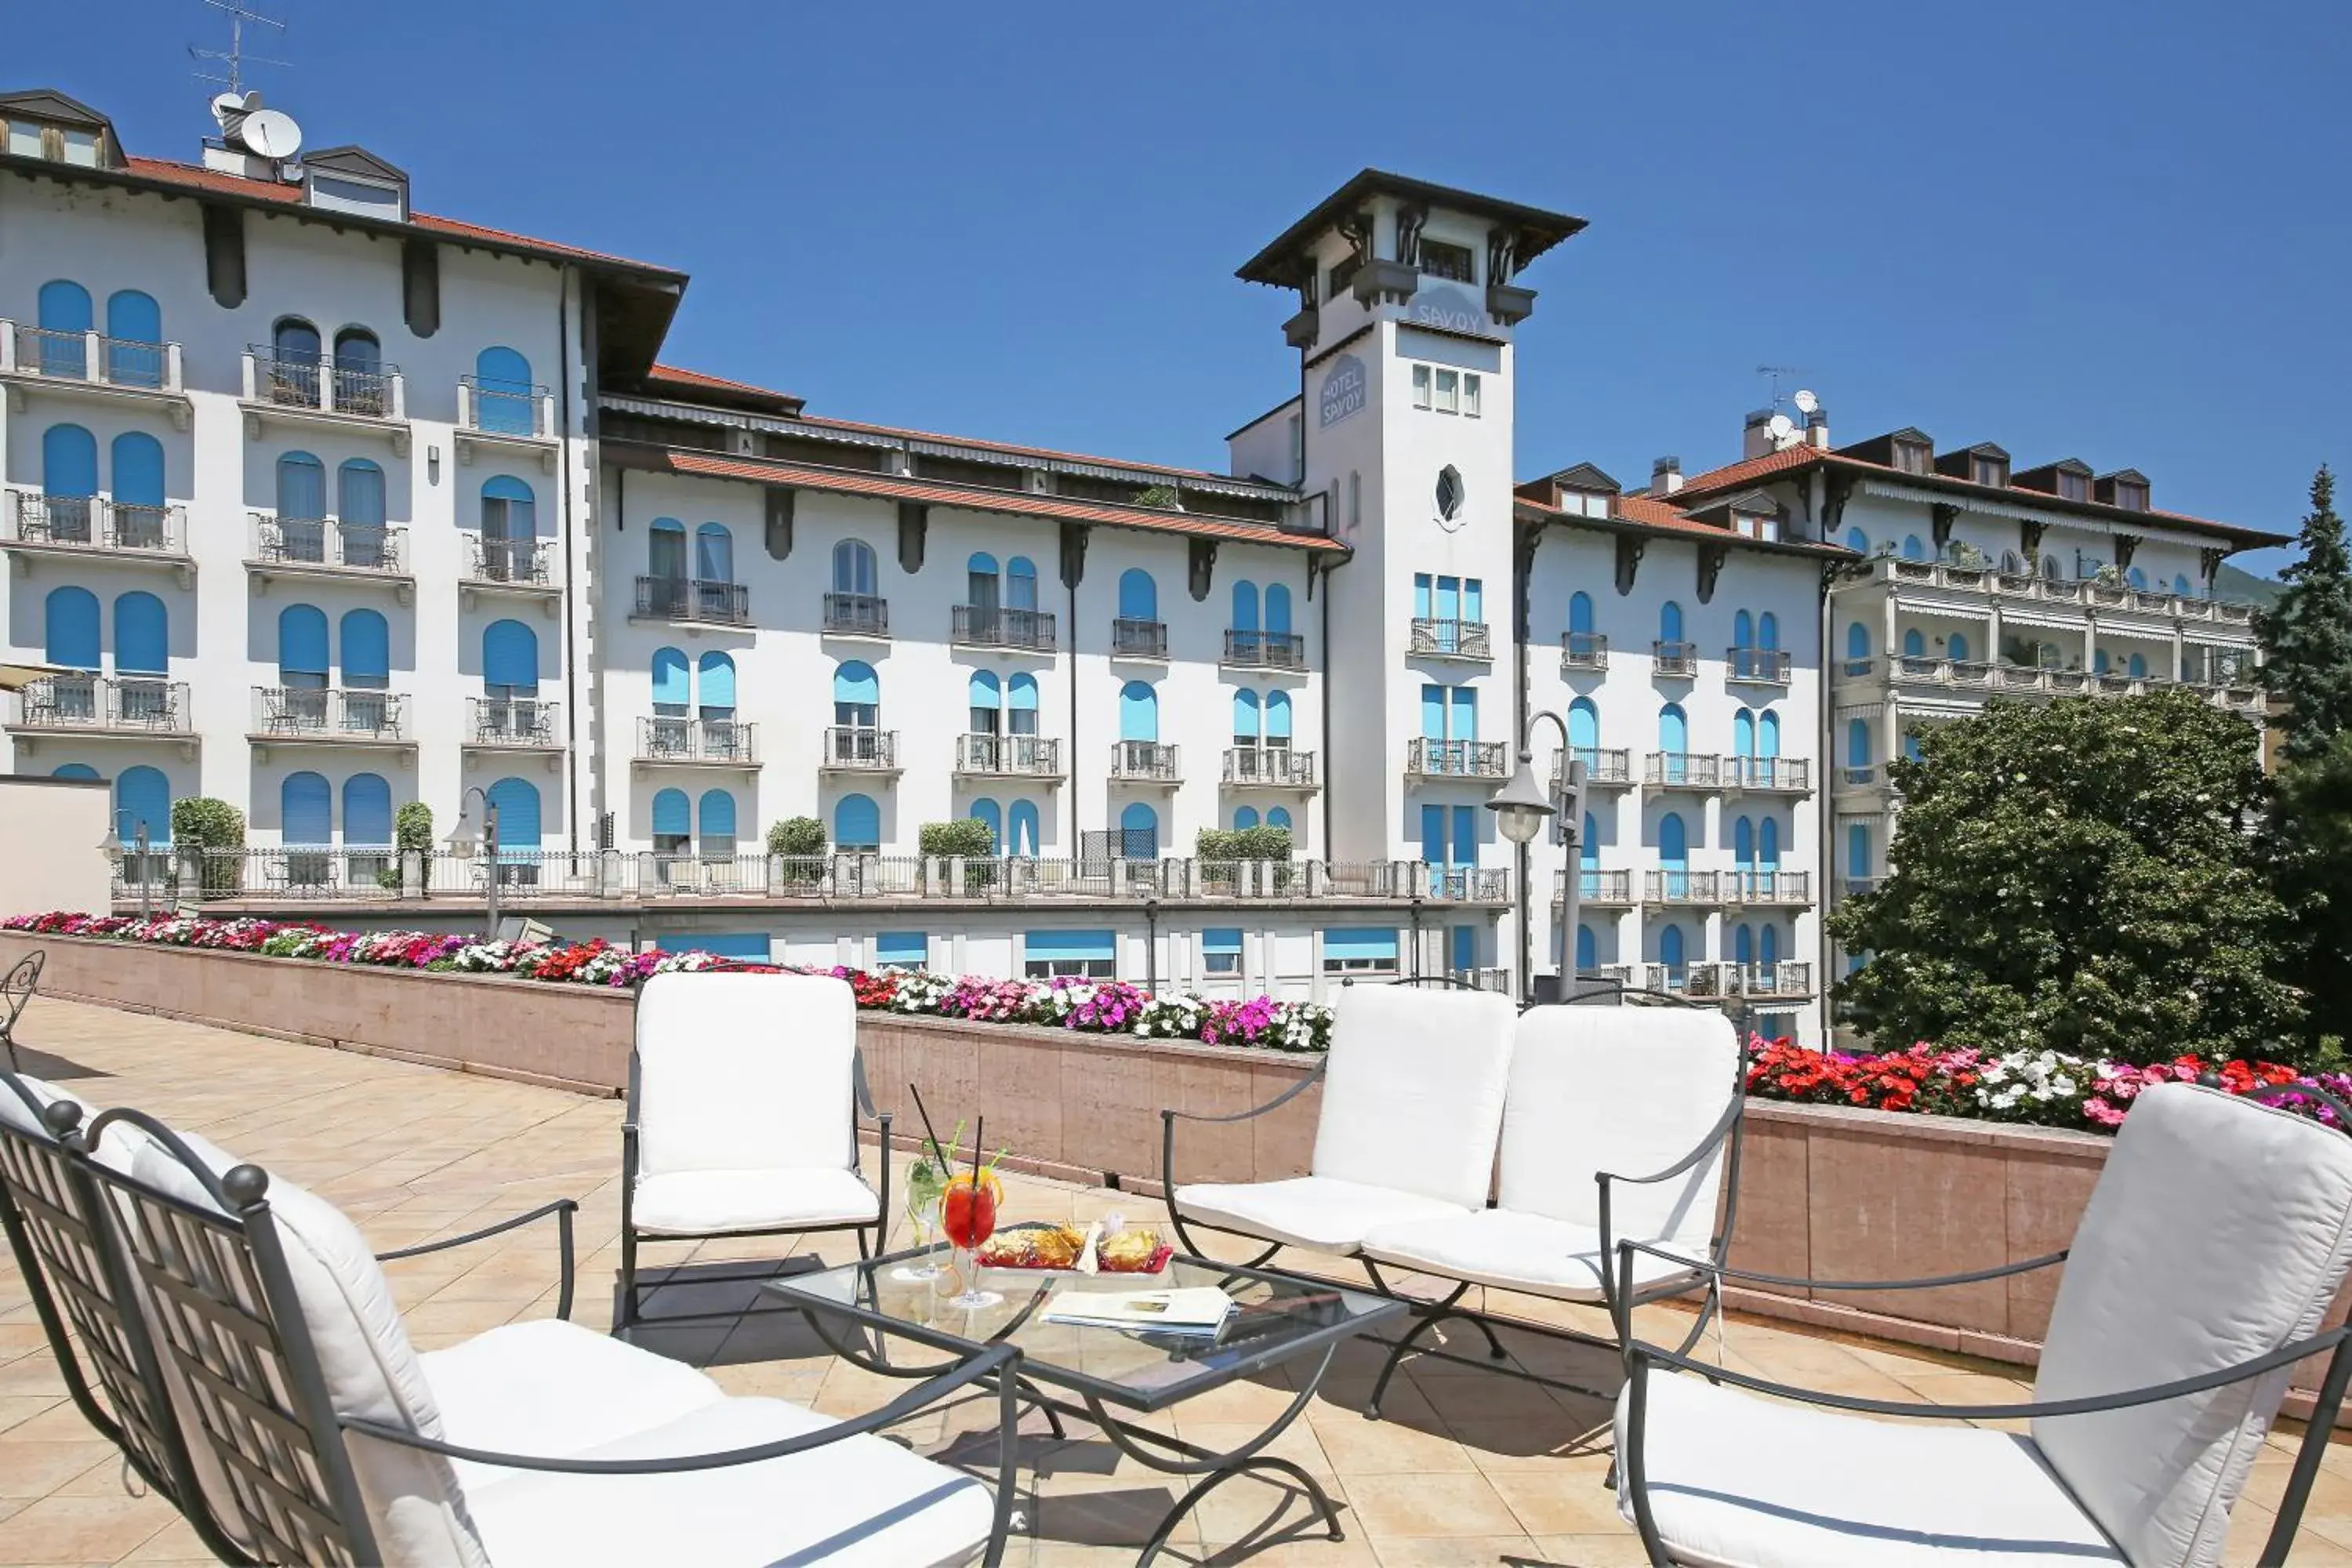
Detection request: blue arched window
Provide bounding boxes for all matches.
[1733,610,1754,648]
[333,327,380,383]
[969,797,1004,852]
[1761,924,1780,966]
[1119,800,1160,858]
[1759,612,1780,649]
[2093,648,2111,675]
[1759,710,1781,757]
[1657,702,1688,755]
[1903,628,1926,658]
[474,346,535,436]
[695,522,733,583]
[967,552,1000,614]
[1845,623,1870,673]
[1733,710,1756,759]
[111,432,164,508]
[1267,806,1293,832]
[278,605,328,688]
[1119,568,1158,622]
[114,591,167,673]
[42,424,96,506]
[2128,567,2148,590]
[1007,556,1038,611]
[1734,816,1755,867]
[115,766,170,845]
[1232,688,1261,742]
[834,661,880,728]
[1846,823,1871,880]
[1948,630,1971,664]
[1568,697,1599,759]
[1265,690,1293,742]
[969,670,1002,735]
[2129,652,2148,679]
[1846,717,1871,769]
[36,280,91,376]
[1008,799,1041,857]
[340,609,389,690]
[696,652,735,718]
[343,774,391,848]
[1902,535,1926,561]
[833,539,877,595]
[835,793,880,852]
[698,789,738,855]
[1845,527,1868,554]
[652,788,691,851]
[1007,673,1040,738]
[44,586,99,669]
[1568,592,1595,635]
[487,777,542,856]
[1231,580,1259,633]
[1581,811,1599,869]
[1120,681,1158,742]
[1659,601,1684,644]
[648,517,687,583]
[1735,924,1755,967]
[481,475,535,543]
[1904,730,1925,763]
[282,771,332,846]
[1265,583,1293,635]
[1234,806,1261,830]
[51,764,99,780]
[651,647,690,713]
[483,619,538,695]
[1576,924,1597,974]
[1659,923,1686,985]
[276,451,325,520]
[273,315,320,365]
[2174,574,2193,598]
[1760,817,1781,867]
[336,461,385,532]
[1659,811,1688,868]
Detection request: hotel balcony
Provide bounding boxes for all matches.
[1726,648,1793,685]
[1652,640,1700,677]
[1645,752,1727,793]
[249,687,412,755]
[635,717,759,768]
[953,604,1056,652]
[464,697,562,760]
[454,376,560,471]
[1560,631,1609,673]
[1552,868,1635,908]
[1406,737,1509,782]
[1110,739,1181,784]
[822,591,890,638]
[1728,756,1813,796]
[1552,747,1634,793]
[1222,746,1318,789]
[9,676,194,753]
[1409,617,1492,661]
[1855,557,2259,631]
[633,575,750,627]
[3,492,193,583]
[1849,655,2266,716]
[0,322,190,425]
[461,535,561,615]
[821,725,900,776]
[1722,869,1813,907]
[1111,617,1167,659]
[240,349,409,453]
[1686,960,1816,1002]
[955,734,1062,781]
[1646,869,1726,906]
[248,515,413,602]
[1224,629,1308,670]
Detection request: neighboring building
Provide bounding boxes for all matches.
[0,85,2287,1036]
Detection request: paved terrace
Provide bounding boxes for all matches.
[2,998,2349,1566]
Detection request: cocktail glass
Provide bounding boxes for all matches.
[891,1193,943,1283]
[941,1174,1002,1310]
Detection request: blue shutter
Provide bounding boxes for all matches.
[652,787,691,837]
[1421,804,1446,864]
[1660,812,1688,868]
[1024,930,1115,963]
[2093,648,2111,675]
[1760,818,1780,867]
[1265,690,1292,739]
[1846,823,1871,879]
[1119,681,1157,742]
[1230,580,1258,632]
[42,424,97,497]
[1759,612,1780,649]
[1903,536,1926,561]
[1734,817,1755,867]
[1846,623,1870,665]
[1421,684,1444,740]
[1846,528,1868,553]
[1265,583,1292,634]
[1733,710,1755,759]
[1903,628,1926,658]
[1735,924,1755,966]
[1232,688,1260,739]
[43,586,100,669]
[1266,806,1292,830]
[281,771,332,845]
[1006,557,1038,610]
[695,523,733,583]
[1413,574,1432,619]
[272,607,323,681]
[1463,579,1483,623]
[111,433,165,508]
[1575,924,1596,972]
[486,777,542,855]
[835,793,880,849]
[693,934,774,961]
[1119,801,1159,856]
[1760,711,1781,757]
[343,774,392,847]
[1658,704,1687,753]
[652,648,690,708]
[1450,925,1475,971]
[1761,924,1780,965]
[1660,924,1685,973]
[698,789,738,844]
[1118,568,1156,620]
[968,669,1000,710]
[695,651,735,710]
[2129,653,2147,679]
[1007,673,1039,713]
[833,660,880,706]
[971,797,1003,851]
[474,347,535,435]
[1569,592,1594,635]
[967,550,1000,579]
[1581,811,1599,868]
[339,460,386,528]
[275,452,325,518]
[1733,610,1753,649]
[1450,806,1475,869]
[1660,601,1683,643]
[1322,928,1398,962]
[876,932,929,968]
[1849,720,1871,768]
[1948,631,1970,663]
[1435,576,1460,621]
[1450,687,1476,742]
[114,766,171,844]
[114,592,167,673]
[52,764,100,780]
[481,474,537,539]
[1202,927,1243,956]
[38,281,90,376]
[1569,699,1598,753]
[341,610,390,688]
[1008,800,1040,855]
[1233,806,1260,830]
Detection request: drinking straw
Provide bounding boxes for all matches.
[970,1116,985,1197]
[909,1083,948,1163]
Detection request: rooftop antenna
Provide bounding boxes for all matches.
[1755,364,1802,412]
[190,0,289,101]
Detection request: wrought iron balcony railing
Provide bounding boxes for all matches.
[1730,756,1812,793]
[635,575,750,625]
[822,726,898,770]
[1406,738,1509,779]
[1224,629,1308,670]
[1110,739,1181,781]
[1561,631,1608,671]
[244,348,405,420]
[466,534,553,586]
[2,324,182,392]
[953,604,1056,650]
[468,697,561,746]
[5,492,183,554]
[1111,617,1167,658]
[1652,640,1700,676]
[1646,752,1726,789]
[14,675,189,732]
[1410,617,1492,659]
[1222,747,1317,787]
[956,734,1060,775]
[1552,747,1633,789]
[249,514,407,574]
[457,375,554,437]
[251,686,408,741]
[1726,648,1792,683]
[1551,868,1634,905]
[637,716,757,763]
[822,592,890,637]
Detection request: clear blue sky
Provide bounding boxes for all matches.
[21,0,2350,569]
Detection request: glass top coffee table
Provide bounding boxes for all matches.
[766,1244,1403,1565]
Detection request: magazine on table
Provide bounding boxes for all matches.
[1041,1285,1236,1337]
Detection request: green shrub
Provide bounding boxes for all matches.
[172,797,245,896]
[1196,826,1293,862]
[767,816,826,857]
[394,800,434,857]
[919,818,997,859]
[1134,484,1181,509]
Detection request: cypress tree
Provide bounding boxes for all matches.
[2260,466,2352,762]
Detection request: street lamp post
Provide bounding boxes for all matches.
[1486,708,1588,1007]
[445,786,503,936]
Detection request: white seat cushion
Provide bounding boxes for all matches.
[635,971,859,1181]
[1174,1176,1472,1255]
[421,1319,724,1497]
[1363,1207,1707,1303]
[1310,984,1519,1212]
[1616,1368,2118,1566]
[630,1167,880,1236]
[463,1395,996,1568]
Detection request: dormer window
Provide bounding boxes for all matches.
[5,119,100,165]
[1893,438,1932,476]
[1972,453,2008,488]
[2058,470,2090,502]
[1419,239,1474,283]
[299,147,411,223]
[2114,480,2148,512]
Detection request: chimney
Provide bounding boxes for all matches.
[1653,456,1683,495]
[1805,404,1831,450]
[1743,408,1777,460]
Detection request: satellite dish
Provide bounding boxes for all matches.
[1767,412,1795,442]
[237,108,303,160]
[1791,389,1818,416]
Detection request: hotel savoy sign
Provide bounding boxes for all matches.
[1319,354,1367,427]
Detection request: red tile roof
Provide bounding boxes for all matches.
[1515,488,1856,559]
[793,412,1272,488]
[645,364,794,400]
[628,445,1346,554]
[1668,445,1831,496]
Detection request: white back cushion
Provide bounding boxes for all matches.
[1310,984,1517,1211]
[2033,1083,2352,1568]
[634,971,858,1179]
[130,1129,489,1568]
[1497,1004,1738,1250]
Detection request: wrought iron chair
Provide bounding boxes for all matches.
[1613,1080,2352,1567]
[0,949,42,1073]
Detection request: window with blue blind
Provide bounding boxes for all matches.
[42,423,96,499]
[1904,731,1925,763]
[1947,630,1970,664]
[1761,924,1780,966]
[343,774,392,848]
[339,460,386,528]
[1024,929,1116,979]
[698,789,738,856]
[281,771,332,845]
[1265,691,1292,745]
[2129,567,2148,590]
[277,606,328,688]
[37,280,91,376]
[1202,927,1243,976]
[1658,703,1688,754]
[1846,527,1868,554]
[694,934,774,962]
[474,347,535,436]
[1321,927,1399,975]
[1232,688,1260,743]
[1575,924,1597,974]
[273,317,321,366]
[651,787,691,855]
[1119,801,1159,858]
[1265,583,1292,634]
[696,652,735,718]
[876,931,929,971]
[1008,799,1040,856]
[2129,652,2148,679]
[1581,811,1599,869]
[969,670,1002,735]
[2174,574,2192,598]
[1231,579,1258,632]
[1660,601,1684,644]
[648,517,686,581]
[1267,805,1292,832]
[481,620,537,696]
[1759,710,1780,757]
[695,523,733,583]
[967,553,1000,611]
[52,764,100,780]
[1845,622,1870,673]
[44,586,99,669]
[971,797,1004,851]
[114,766,170,845]
[2092,648,2111,675]
[111,433,164,508]
[1760,817,1780,867]
[1903,536,1926,562]
[486,777,542,855]
[112,592,167,673]
[1568,698,1599,758]
[1846,822,1871,880]
[1421,804,1445,865]
[1735,924,1755,966]
[1234,806,1260,830]
[106,292,163,376]
[834,661,880,728]
[1569,591,1595,635]
[1759,612,1780,649]
[1006,557,1038,611]
[1007,673,1040,737]
[1449,925,1475,973]
[1659,813,1689,895]
[1734,816,1755,868]
[835,793,880,852]
[1451,687,1475,742]
[334,327,380,379]
[341,610,390,691]
[481,475,535,542]
[276,452,325,519]
[652,647,690,714]
[1734,611,1754,648]
[1659,923,1686,985]
[1903,628,1926,659]
[1421,684,1444,740]
[1118,568,1157,622]
[1119,681,1157,742]
[1733,710,1755,759]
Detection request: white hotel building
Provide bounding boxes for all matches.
[0,87,2283,1040]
